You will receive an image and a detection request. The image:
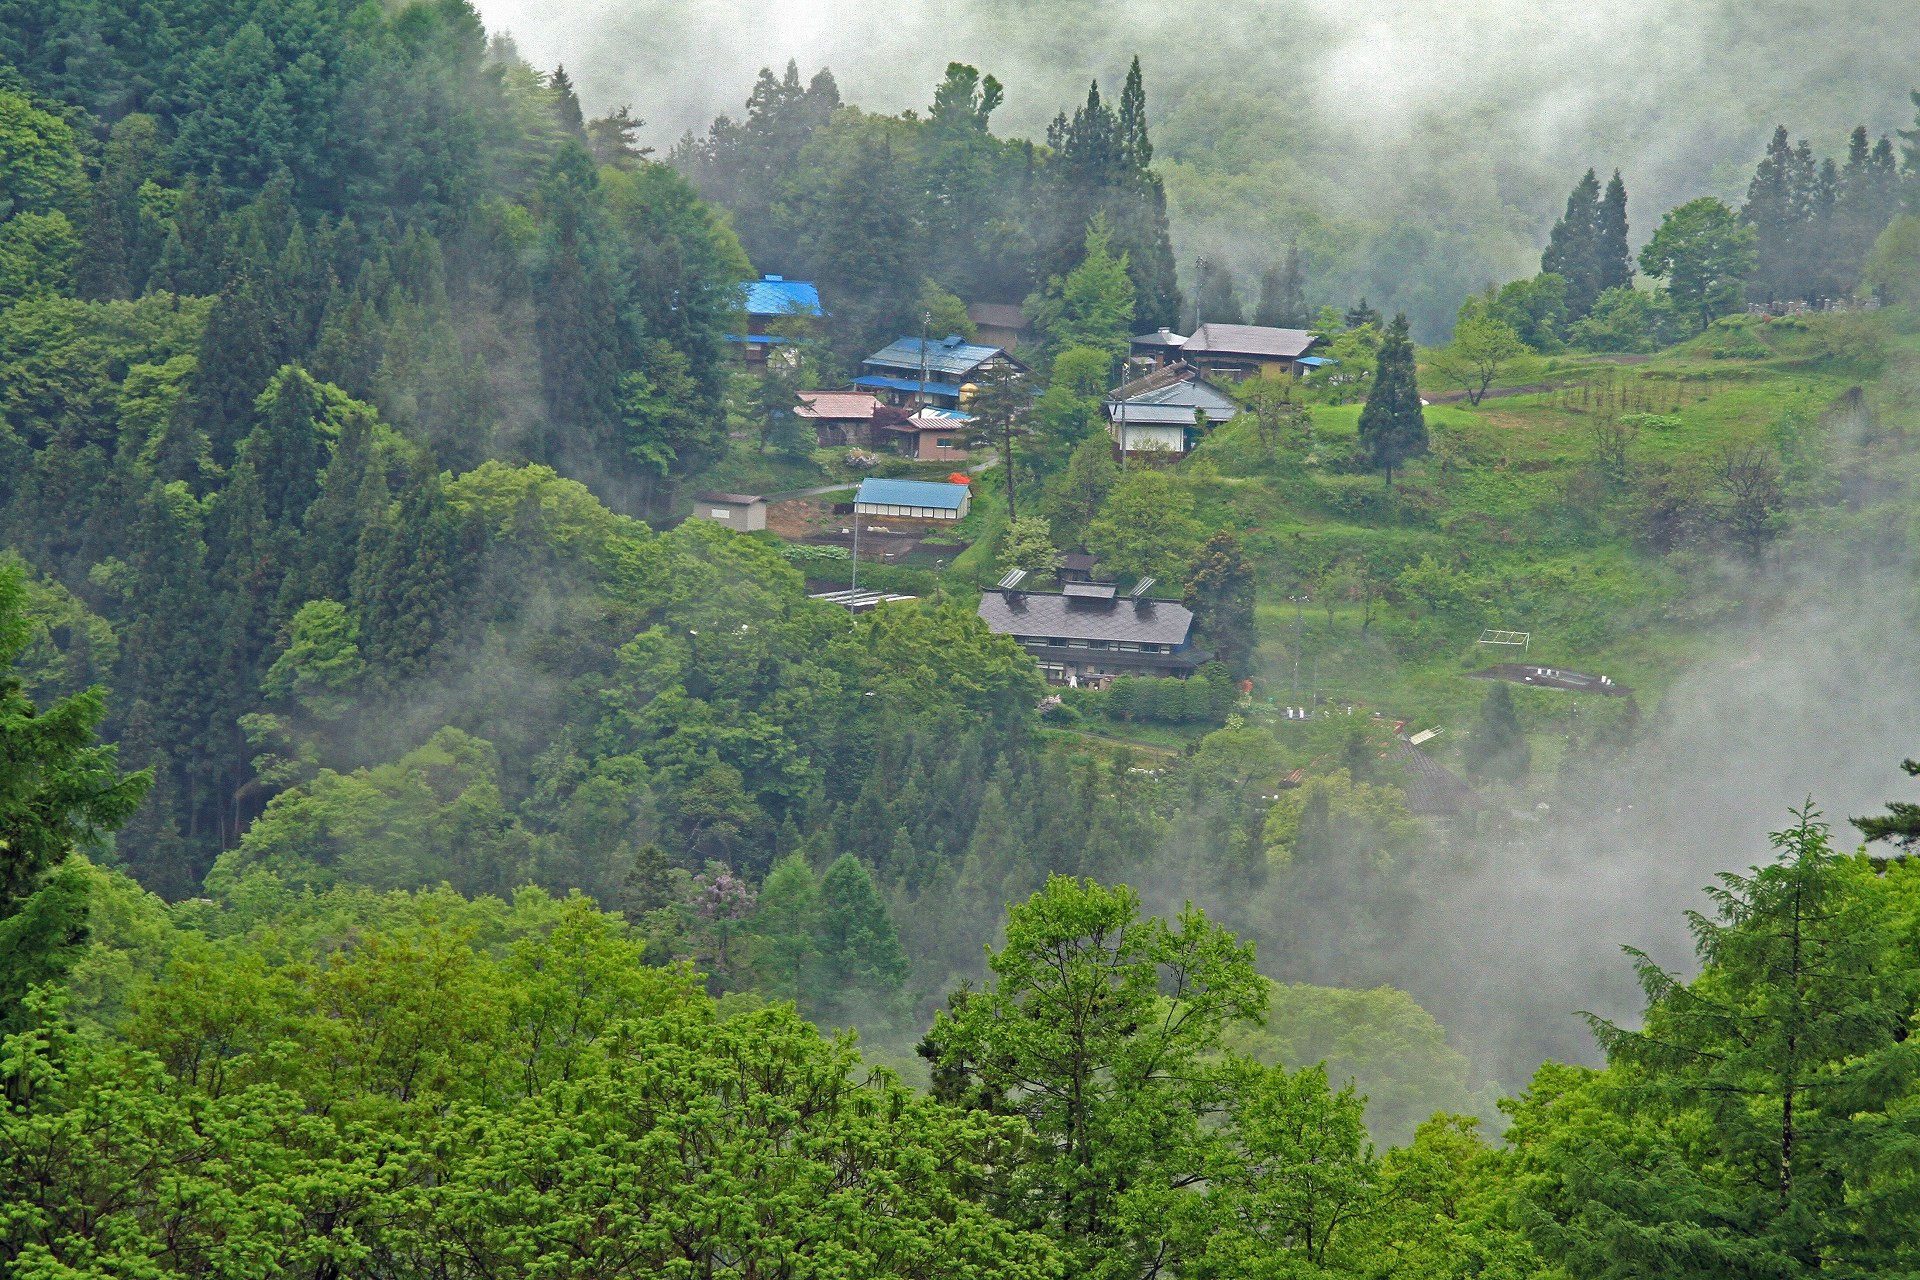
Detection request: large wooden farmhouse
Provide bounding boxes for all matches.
[977,580,1209,686]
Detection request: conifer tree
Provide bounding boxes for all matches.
[350,466,476,691]
[1192,256,1245,327]
[244,366,330,529]
[534,144,625,460]
[1852,757,1920,850]
[1465,682,1529,782]
[0,564,149,1029]
[1542,169,1605,320]
[1254,244,1309,328]
[1355,313,1426,486]
[1184,531,1256,677]
[1597,170,1633,294]
[1564,809,1920,1274]
[811,852,909,1024]
[549,66,588,142]
[77,114,165,301]
[192,223,288,463]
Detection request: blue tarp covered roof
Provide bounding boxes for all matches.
[723,334,789,345]
[740,275,822,317]
[1296,355,1337,368]
[863,335,1007,377]
[856,477,970,510]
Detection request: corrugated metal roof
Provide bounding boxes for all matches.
[1106,368,1238,425]
[977,591,1195,645]
[1394,739,1481,817]
[1131,328,1189,347]
[1183,323,1317,359]
[863,336,1008,377]
[740,276,822,317]
[856,478,971,510]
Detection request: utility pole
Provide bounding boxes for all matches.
[917,309,931,408]
[1289,594,1307,704]
[1194,254,1209,332]
[849,493,860,627]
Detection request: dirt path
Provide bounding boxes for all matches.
[1421,355,1654,406]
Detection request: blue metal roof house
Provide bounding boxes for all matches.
[728,275,823,366]
[853,477,972,521]
[856,335,1023,408]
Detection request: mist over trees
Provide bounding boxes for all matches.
[5,0,1920,1275]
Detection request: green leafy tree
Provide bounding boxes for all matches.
[1356,313,1427,486]
[1001,515,1059,575]
[922,876,1266,1278]
[1465,682,1530,783]
[1569,285,1679,353]
[1048,430,1121,546]
[0,211,78,305]
[1085,470,1203,584]
[0,565,149,1028]
[1638,197,1758,332]
[0,89,87,219]
[1433,308,1529,405]
[1184,530,1256,677]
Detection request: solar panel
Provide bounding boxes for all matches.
[1130,576,1157,598]
[996,568,1029,590]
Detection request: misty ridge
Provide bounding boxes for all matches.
[480,0,1920,333]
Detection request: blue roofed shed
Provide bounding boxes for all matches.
[730,275,823,367]
[853,477,972,521]
[740,275,822,318]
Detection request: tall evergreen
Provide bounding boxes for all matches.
[1046,70,1181,329]
[243,366,330,530]
[1355,313,1426,486]
[1852,758,1920,850]
[1192,256,1245,327]
[549,66,588,143]
[1465,682,1530,782]
[350,466,477,692]
[1597,170,1633,294]
[1541,169,1605,320]
[533,144,625,461]
[1254,244,1309,328]
[1743,126,1820,303]
[0,564,148,1029]
[76,113,165,301]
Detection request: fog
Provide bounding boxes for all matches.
[473,0,1920,331]
[465,0,1920,1088]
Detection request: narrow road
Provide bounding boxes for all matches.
[765,452,1000,502]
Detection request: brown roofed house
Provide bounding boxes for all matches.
[1180,323,1321,380]
[795,391,881,446]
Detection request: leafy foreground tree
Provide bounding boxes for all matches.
[1,898,1060,1279]
[1509,806,1920,1278]
[0,564,148,1030]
